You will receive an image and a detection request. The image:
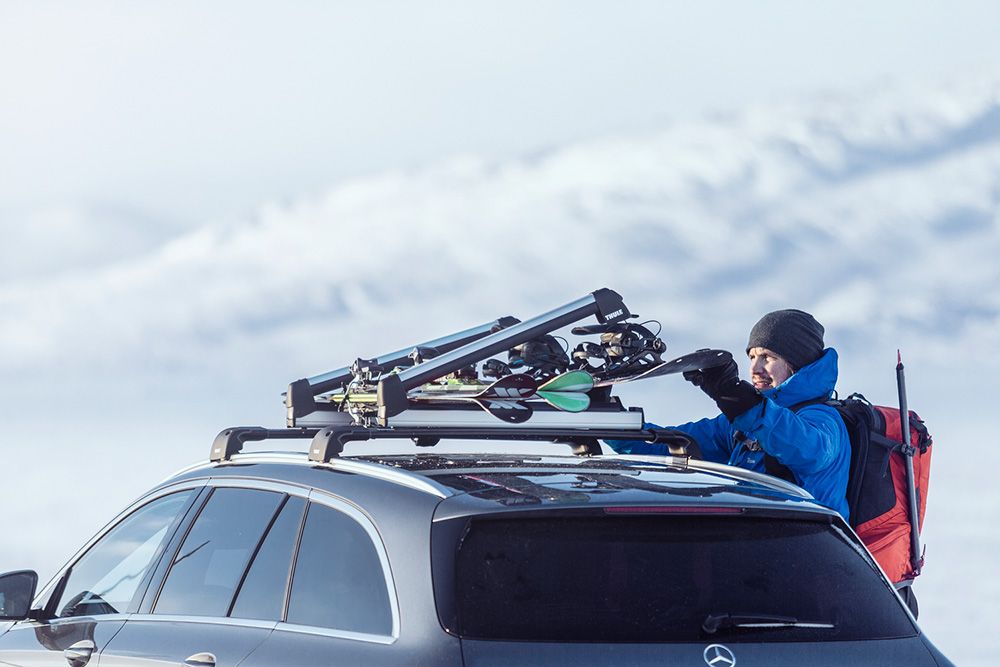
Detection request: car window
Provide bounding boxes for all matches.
[230,495,306,621]
[55,491,194,618]
[154,488,283,617]
[285,501,392,636]
[448,515,917,643]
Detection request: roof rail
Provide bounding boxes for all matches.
[210,425,700,463]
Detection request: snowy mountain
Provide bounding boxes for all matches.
[2,73,998,664]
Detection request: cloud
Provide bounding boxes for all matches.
[3,75,999,664]
[3,75,999,382]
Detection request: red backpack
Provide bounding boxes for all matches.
[833,395,932,583]
[769,393,933,583]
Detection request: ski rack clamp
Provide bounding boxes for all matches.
[285,316,521,426]
[376,288,631,425]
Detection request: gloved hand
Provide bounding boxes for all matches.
[684,358,762,422]
[683,358,739,398]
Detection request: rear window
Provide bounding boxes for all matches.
[446,515,915,643]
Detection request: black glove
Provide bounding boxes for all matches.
[684,359,762,422]
[683,358,738,398]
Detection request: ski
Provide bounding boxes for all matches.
[321,391,535,423]
[411,371,592,417]
[470,398,534,423]
[594,349,733,387]
[410,373,538,401]
[537,369,594,393]
[415,373,537,398]
[326,371,595,422]
[417,369,593,396]
[324,374,536,424]
[426,374,537,423]
[536,390,590,412]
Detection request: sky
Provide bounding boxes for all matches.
[4,1,1000,228]
[3,2,1000,664]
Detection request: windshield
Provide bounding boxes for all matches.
[444,514,915,642]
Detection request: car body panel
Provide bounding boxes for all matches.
[238,624,463,667]
[0,447,953,666]
[0,616,125,666]
[98,617,272,667]
[460,637,944,666]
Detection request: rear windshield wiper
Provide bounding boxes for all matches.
[702,613,836,635]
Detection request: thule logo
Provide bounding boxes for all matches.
[604,309,624,321]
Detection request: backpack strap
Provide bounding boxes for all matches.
[832,395,875,528]
[763,452,797,483]
[732,429,797,483]
[758,396,834,485]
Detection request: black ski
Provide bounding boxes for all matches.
[594,349,733,387]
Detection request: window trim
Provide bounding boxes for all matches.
[124,613,279,631]
[273,620,398,645]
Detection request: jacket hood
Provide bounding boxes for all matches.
[762,347,838,407]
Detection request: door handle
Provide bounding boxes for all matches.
[64,639,96,667]
[184,652,217,667]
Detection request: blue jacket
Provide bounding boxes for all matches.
[608,348,851,520]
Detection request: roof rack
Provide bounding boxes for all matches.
[210,424,700,463]
[248,288,725,461]
[284,288,640,429]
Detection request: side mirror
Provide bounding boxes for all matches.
[0,570,38,621]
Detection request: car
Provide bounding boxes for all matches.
[0,289,954,665]
[0,426,953,666]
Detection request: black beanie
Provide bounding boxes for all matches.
[746,309,825,370]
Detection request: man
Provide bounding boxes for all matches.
[608,309,851,521]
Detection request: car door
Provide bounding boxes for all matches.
[238,492,407,666]
[99,483,305,667]
[0,488,198,667]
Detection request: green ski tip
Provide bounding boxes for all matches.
[538,370,594,393]
[536,390,591,413]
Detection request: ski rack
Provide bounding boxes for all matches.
[285,288,634,429]
[285,316,521,425]
[210,424,699,462]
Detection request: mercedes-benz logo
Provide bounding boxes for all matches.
[703,643,736,667]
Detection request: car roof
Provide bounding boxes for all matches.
[161,448,833,520]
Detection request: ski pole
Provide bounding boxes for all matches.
[896,351,922,575]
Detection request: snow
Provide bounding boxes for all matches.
[2,73,999,663]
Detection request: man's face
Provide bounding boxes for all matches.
[747,347,795,390]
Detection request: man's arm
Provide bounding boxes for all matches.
[732,401,844,473]
[673,414,735,463]
[605,414,733,463]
